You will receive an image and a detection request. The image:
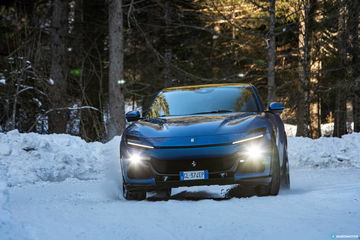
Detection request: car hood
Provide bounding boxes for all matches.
[125,113,270,147]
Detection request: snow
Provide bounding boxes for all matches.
[0,72,5,84]
[288,133,360,169]
[0,130,360,239]
[0,130,104,186]
[48,78,54,85]
[0,143,12,156]
[6,169,360,240]
[285,123,360,168]
[32,98,42,107]
[1,129,359,187]
[0,167,34,240]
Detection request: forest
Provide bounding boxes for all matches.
[0,0,359,141]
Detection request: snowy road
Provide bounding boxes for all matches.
[9,168,360,240]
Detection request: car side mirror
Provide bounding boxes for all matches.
[125,111,141,122]
[268,102,285,114]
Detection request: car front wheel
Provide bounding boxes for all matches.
[281,150,290,189]
[256,146,280,196]
[122,181,146,201]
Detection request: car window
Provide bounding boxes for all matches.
[146,87,260,118]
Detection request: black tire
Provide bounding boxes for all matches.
[256,146,280,196]
[227,185,255,198]
[281,150,290,189]
[162,188,172,199]
[156,188,172,199]
[269,153,281,195]
[122,181,146,201]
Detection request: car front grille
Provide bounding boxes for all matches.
[150,155,237,175]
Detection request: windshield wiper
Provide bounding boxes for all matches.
[192,110,233,115]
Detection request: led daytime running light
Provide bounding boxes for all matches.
[127,140,154,149]
[232,134,264,145]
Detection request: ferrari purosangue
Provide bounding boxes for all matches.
[120,84,290,200]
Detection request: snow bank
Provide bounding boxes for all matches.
[288,133,360,168]
[1,129,360,187]
[0,130,105,186]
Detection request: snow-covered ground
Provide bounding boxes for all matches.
[1,129,360,240]
[7,169,360,240]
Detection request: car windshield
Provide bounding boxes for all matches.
[146,86,260,118]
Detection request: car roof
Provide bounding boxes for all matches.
[163,83,253,91]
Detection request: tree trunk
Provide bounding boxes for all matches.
[309,61,321,138]
[107,0,126,140]
[163,1,173,88]
[73,0,84,56]
[309,87,321,138]
[348,0,360,132]
[309,2,321,139]
[334,89,347,137]
[296,1,310,137]
[266,0,276,106]
[354,88,360,132]
[296,0,316,137]
[48,0,69,134]
[333,0,348,137]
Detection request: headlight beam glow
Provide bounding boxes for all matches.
[128,153,142,164]
[244,144,264,160]
[127,152,150,165]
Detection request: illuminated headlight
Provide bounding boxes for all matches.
[244,144,263,160]
[127,139,154,149]
[233,133,269,162]
[129,153,142,164]
[127,152,150,165]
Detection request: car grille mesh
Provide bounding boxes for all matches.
[150,155,237,174]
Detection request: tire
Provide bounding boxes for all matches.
[269,153,281,195]
[122,181,146,201]
[281,150,290,189]
[156,188,172,199]
[162,188,172,199]
[256,146,280,196]
[227,185,255,198]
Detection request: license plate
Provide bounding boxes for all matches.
[180,170,208,181]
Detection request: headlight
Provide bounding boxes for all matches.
[127,139,154,149]
[233,132,271,163]
[128,152,142,164]
[244,144,263,160]
[232,134,264,145]
[127,152,150,165]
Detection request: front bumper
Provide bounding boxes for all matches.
[124,174,272,192]
[122,154,271,191]
[120,135,274,192]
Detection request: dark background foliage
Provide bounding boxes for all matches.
[0,0,359,141]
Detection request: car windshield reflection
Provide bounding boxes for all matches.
[147,86,260,118]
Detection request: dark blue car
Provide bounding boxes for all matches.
[120,83,290,200]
